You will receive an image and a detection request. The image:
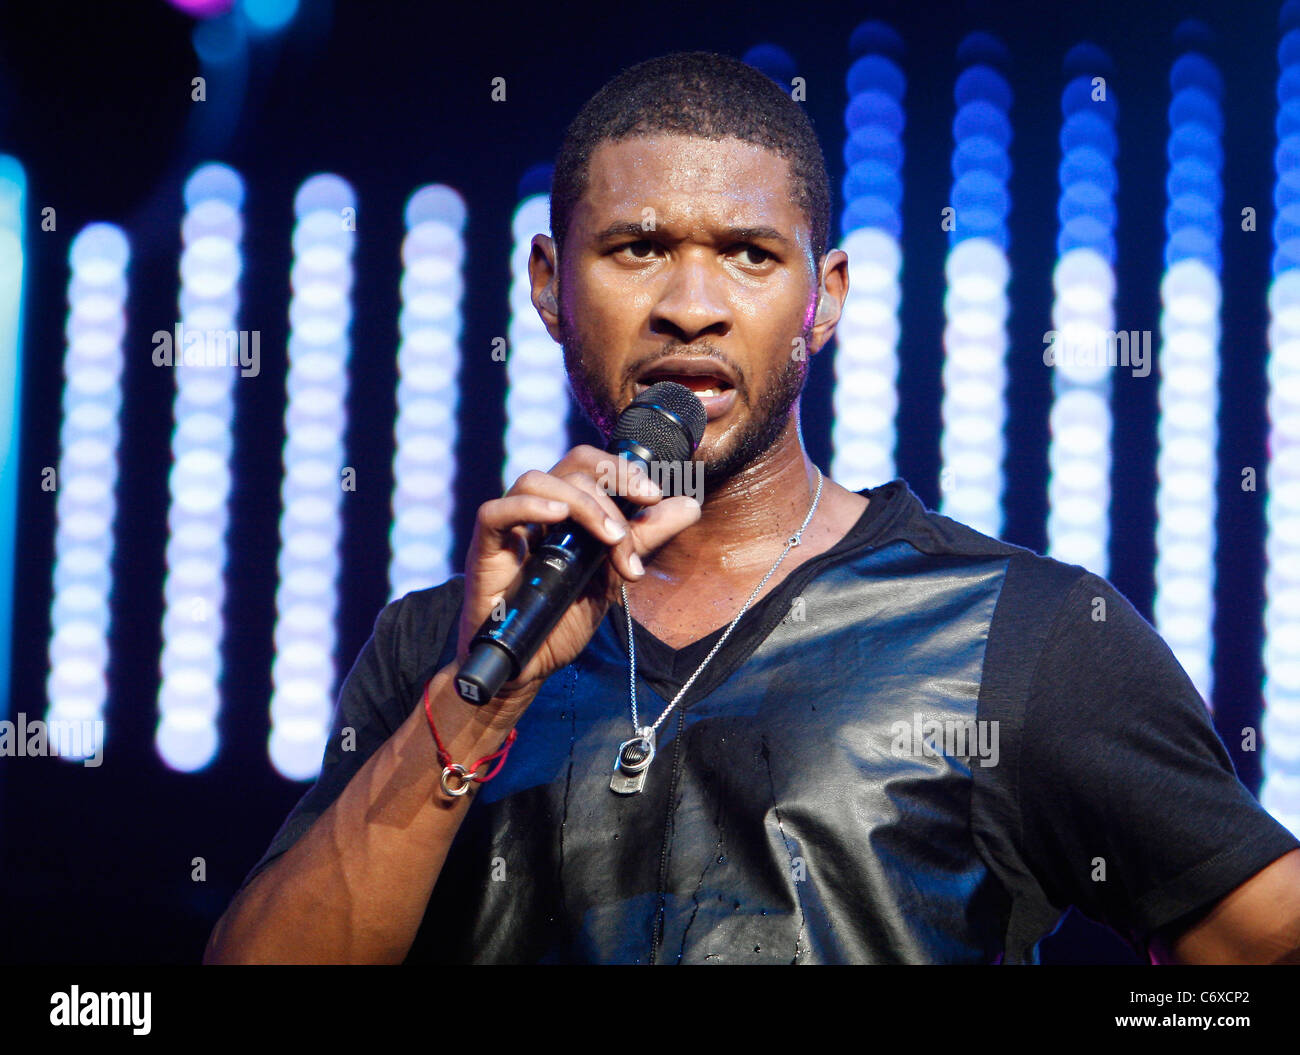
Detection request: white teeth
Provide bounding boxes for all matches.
[698,388,719,397]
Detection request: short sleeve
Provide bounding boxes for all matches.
[235,578,465,893]
[1016,572,1300,954]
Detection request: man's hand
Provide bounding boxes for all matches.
[457,444,701,719]
[1151,848,1300,963]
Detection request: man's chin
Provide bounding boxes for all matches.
[696,437,765,495]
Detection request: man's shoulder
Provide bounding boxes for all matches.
[873,478,1092,604]
[385,574,466,624]
[873,482,1165,700]
[351,575,467,688]
[372,574,467,643]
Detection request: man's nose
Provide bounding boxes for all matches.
[649,253,732,342]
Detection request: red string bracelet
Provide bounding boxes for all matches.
[424,679,518,798]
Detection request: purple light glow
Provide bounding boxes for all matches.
[165,0,236,18]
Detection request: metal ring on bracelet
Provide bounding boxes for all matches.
[440,763,475,797]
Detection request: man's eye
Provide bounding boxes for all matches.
[617,240,657,259]
[734,245,772,266]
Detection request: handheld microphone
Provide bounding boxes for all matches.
[455,381,707,705]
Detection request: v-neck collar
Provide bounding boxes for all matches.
[603,479,913,710]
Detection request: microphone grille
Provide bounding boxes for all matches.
[613,381,707,459]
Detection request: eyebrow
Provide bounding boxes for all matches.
[592,220,794,249]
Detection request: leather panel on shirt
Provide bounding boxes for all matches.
[418,538,1012,963]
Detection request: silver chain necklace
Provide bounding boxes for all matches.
[610,467,825,794]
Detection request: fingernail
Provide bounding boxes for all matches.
[545,500,567,513]
[604,517,626,540]
[629,552,644,576]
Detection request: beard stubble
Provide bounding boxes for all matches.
[560,310,811,496]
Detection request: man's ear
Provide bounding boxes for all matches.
[529,234,561,341]
[809,248,849,355]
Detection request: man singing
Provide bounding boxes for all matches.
[205,51,1300,964]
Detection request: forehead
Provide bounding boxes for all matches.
[576,134,806,242]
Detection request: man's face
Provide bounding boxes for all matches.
[552,134,821,491]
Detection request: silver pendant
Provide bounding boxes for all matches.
[610,726,656,794]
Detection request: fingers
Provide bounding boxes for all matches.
[552,468,662,582]
[508,524,536,564]
[488,451,696,584]
[474,493,576,561]
[625,495,702,555]
[547,445,624,481]
[499,461,667,581]
[487,471,636,576]
[548,446,668,509]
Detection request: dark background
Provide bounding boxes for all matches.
[0,0,1282,963]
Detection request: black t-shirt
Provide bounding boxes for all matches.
[241,479,1299,962]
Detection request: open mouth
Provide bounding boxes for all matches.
[634,375,732,398]
[633,360,738,401]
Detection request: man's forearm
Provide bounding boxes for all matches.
[203,663,525,964]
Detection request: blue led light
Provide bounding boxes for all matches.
[742,44,796,88]
[192,11,246,64]
[241,0,297,33]
[0,156,23,726]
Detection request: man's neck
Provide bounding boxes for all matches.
[623,415,869,649]
[638,414,860,588]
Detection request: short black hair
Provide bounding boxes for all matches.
[550,51,831,268]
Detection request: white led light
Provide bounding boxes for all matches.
[1154,51,1223,710]
[45,220,125,763]
[503,193,568,490]
[834,228,901,491]
[1047,64,1118,577]
[1265,25,1300,834]
[268,173,355,781]
[939,51,1012,535]
[389,185,465,601]
[833,42,906,492]
[157,163,245,772]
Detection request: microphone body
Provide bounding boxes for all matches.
[455,383,705,705]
